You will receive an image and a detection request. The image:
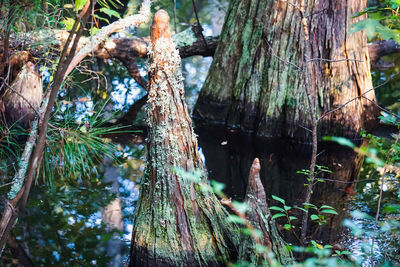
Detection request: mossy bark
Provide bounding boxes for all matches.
[194,0,378,141]
[240,158,294,265]
[130,10,296,266]
[129,11,238,266]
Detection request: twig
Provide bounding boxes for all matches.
[297,0,318,242]
[0,180,14,188]
[264,37,303,71]
[313,177,398,184]
[191,0,209,52]
[362,95,400,120]
[318,71,400,121]
[173,0,177,32]
[306,58,364,63]
[298,124,312,133]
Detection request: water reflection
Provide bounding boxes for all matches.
[195,124,365,251]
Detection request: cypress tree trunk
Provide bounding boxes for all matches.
[194,0,378,141]
[129,10,295,266]
[129,10,237,266]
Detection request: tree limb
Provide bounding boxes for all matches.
[368,39,400,70]
[5,29,400,72]
[7,234,34,267]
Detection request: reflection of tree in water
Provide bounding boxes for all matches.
[196,124,366,249]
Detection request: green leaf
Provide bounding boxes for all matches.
[90,27,100,36]
[303,203,317,210]
[283,224,292,230]
[375,26,400,43]
[349,18,381,39]
[232,201,248,213]
[351,210,374,220]
[349,18,400,42]
[294,206,307,212]
[320,205,335,210]
[379,114,397,125]
[271,195,285,205]
[321,209,338,215]
[100,7,121,19]
[227,215,246,225]
[365,156,385,167]
[79,125,87,133]
[353,6,379,18]
[289,216,298,221]
[369,12,384,21]
[271,213,286,220]
[323,136,355,148]
[310,214,320,221]
[75,0,87,11]
[383,204,400,213]
[269,206,285,212]
[94,14,110,24]
[284,205,291,211]
[63,18,76,31]
[391,0,400,8]
[241,228,263,238]
[174,167,202,183]
[210,180,225,195]
[343,219,364,236]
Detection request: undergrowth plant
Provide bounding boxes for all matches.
[176,167,354,266]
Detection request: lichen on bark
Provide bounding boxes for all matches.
[194,0,378,141]
[129,10,237,266]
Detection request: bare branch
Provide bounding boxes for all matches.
[65,0,151,77]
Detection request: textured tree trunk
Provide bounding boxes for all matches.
[129,10,238,266]
[194,0,378,141]
[129,10,295,266]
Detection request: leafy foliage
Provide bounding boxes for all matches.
[351,1,400,42]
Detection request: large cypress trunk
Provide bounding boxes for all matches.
[194,0,378,141]
[129,10,237,266]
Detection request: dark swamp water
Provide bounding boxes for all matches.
[194,124,400,265]
[197,126,355,245]
[101,123,399,266]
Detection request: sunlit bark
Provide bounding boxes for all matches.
[129,10,237,266]
[194,0,378,141]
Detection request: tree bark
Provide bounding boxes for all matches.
[7,234,34,267]
[194,0,379,141]
[240,158,293,265]
[129,10,238,266]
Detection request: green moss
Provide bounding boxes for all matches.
[172,27,197,48]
